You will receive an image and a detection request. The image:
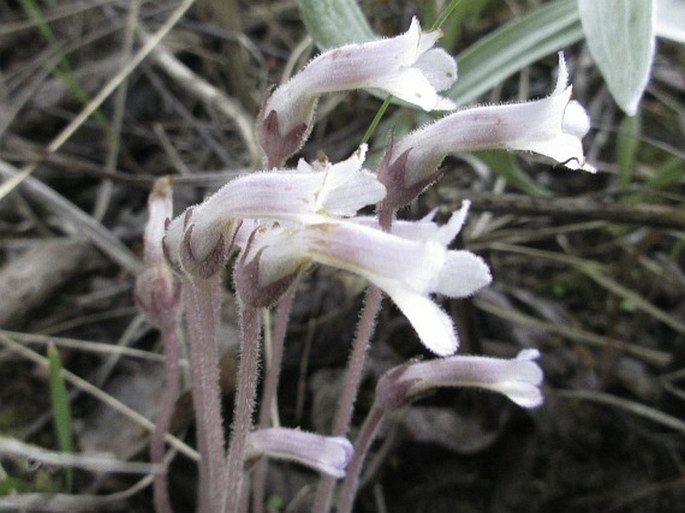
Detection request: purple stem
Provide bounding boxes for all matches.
[336,405,385,513]
[183,278,226,513]
[150,322,181,513]
[251,284,298,513]
[224,304,262,513]
[311,285,383,513]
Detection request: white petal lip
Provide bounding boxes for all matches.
[314,145,386,216]
[435,251,492,298]
[348,201,469,245]
[377,277,458,356]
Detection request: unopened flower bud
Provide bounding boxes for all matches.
[135,177,181,327]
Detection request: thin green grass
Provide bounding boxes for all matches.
[47,343,74,493]
[18,0,111,135]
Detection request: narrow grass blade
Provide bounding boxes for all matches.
[649,156,685,188]
[475,150,552,197]
[448,0,583,104]
[489,243,685,336]
[616,113,641,188]
[47,343,74,493]
[298,0,374,48]
[18,0,111,134]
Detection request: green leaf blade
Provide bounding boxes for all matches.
[578,0,656,115]
[298,0,375,48]
[448,0,583,104]
[47,343,74,493]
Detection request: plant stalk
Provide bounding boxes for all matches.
[183,278,226,513]
[151,322,181,513]
[311,285,383,513]
[336,405,385,513]
[251,284,297,513]
[224,304,262,513]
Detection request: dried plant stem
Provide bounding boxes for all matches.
[224,305,262,513]
[312,286,383,513]
[150,324,181,513]
[0,160,142,274]
[336,405,385,513]
[182,278,226,513]
[139,27,260,164]
[251,285,298,513]
[93,0,140,222]
[0,0,197,203]
[0,333,196,461]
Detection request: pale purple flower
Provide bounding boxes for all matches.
[258,17,457,166]
[245,428,353,478]
[379,53,594,211]
[238,201,491,356]
[376,349,544,409]
[163,146,385,278]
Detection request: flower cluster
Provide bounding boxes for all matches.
[138,16,593,513]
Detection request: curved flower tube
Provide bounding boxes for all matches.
[377,348,544,409]
[163,146,385,278]
[258,17,457,166]
[245,428,353,478]
[237,202,491,356]
[379,53,595,211]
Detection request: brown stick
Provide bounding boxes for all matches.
[440,191,685,229]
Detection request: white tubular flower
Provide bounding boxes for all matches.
[376,349,544,410]
[163,146,385,278]
[258,17,457,166]
[379,53,594,211]
[245,428,353,478]
[239,202,491,356]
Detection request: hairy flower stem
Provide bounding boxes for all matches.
[224,304,262,513]
[151,323,181,513]
[251,284,298,513]
[312,285,383,513]
[336,405,385,513]
[182,278,226,513]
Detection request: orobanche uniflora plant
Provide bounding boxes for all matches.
[135,15,592,513]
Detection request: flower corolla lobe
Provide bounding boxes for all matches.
[240,202,491,356]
